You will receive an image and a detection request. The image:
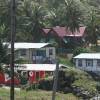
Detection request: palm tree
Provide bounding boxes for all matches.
[0,0,11,41]
[16,0,47,42]
[64,0,83,33]
[86,9,100,46]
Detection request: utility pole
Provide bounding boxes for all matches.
[10,0,16,99]
[52,60,59,100]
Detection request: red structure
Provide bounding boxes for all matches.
[0,72,20,85]
[28,71,45,84]
[0,72,5,84]
[42,26,86,37]
[42,26,86,48]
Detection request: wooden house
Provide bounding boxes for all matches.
[7,42,56,64]
[73,53,100,72]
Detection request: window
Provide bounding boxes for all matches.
[36,50,46,57]
[86,59,93,67]
[78,59,82,67]
[20,49,26,56]
[97,60,100,67]
[49,49,53,55]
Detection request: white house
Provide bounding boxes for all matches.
[6,42,56,64]
[73,53,100,72]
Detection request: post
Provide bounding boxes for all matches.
[52,60,59,100]
[10,0,16,99]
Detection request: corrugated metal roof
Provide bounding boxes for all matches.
[42,26,86,37]
[73,53,100,59]
[52,26,86,37]
[6,43,50,49]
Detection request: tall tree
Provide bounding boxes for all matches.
[64,0,83,33]
[16,0,47,42]
[0,0,11,41]
[86,9,100,46]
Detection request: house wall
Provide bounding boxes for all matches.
[75,59,100,71]
[14,47,56,64]
[15,49,32,63]
[45,47,56,59]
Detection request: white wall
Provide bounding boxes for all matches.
[45,47,56,59]
[15,47,56,63]
[75,59,100,72]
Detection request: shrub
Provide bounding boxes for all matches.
[73,47,91,57]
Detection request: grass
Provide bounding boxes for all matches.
[0,88,79,100]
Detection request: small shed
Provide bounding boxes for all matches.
[73,53,100,72]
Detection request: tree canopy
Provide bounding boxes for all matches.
[0,0,99,44]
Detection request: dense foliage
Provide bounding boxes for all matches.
[73,47,91,56]
[0,0,99,44]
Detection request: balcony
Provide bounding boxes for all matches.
[32,56,55,64]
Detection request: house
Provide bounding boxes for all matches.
[1,42,56,85]
[73,53,100,72]
[42,26,86,48]
[7,42,56,64]
[0,64,67,85]
[15,64,67,84]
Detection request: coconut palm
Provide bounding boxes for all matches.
[0,0,11,41]
[64,0,83,33]
[16,0,47,42]
[86,9,100,46]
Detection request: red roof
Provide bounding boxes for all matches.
[52,26,86,37]
[42,26,86,37]
[42,28,51,34]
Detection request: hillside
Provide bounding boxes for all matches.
[56,56,99,99]
[0,0,100,43]
[60,67,98,98]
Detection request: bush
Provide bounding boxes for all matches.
[58,68,98,98]
[73,47,91,57]
[96,82,100,92]
[39,79,53,90]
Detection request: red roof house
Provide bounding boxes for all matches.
[42,26,86,38]
[42,26,86,49]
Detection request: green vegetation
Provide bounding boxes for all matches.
[58,56,73,67]
[60,67,98,98]
[0,0,100,99]
[0,0,100,45]
[58,53,98,98]
[91,46,100,52]
[69,68,97,94]
[0,88,78,100]
[0,67,98,99]
[73,47,91,56]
